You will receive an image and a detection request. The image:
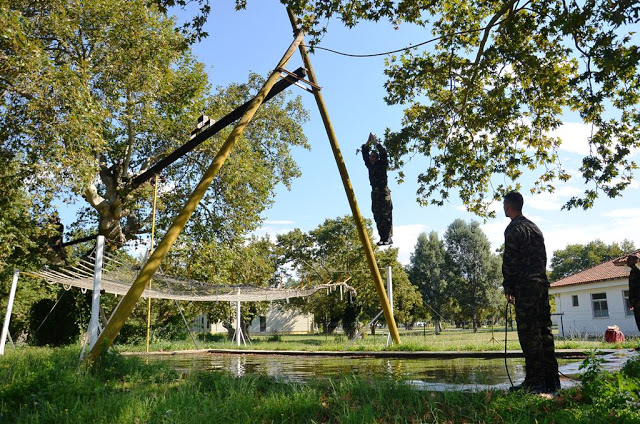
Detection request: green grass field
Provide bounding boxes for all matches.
[1,346,640,423]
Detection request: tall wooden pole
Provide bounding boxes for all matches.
[286,10,401,344]
[86,29,306,363]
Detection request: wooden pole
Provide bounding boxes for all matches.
[86,29,306,363]
[286,9,401,344]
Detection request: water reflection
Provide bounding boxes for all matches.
[148,349,637,392]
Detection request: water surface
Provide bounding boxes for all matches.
[144,350,638,391]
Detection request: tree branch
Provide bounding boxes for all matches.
[459,0,520,113]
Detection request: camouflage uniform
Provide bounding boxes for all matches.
[503,215,558,390]
[629,266,640,331]
[362,143,393,242]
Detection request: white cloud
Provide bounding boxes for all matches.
[252,226,295,242]
[603,208,640,219]
[551,122,594,156]
[543,221,634,257]
[527,186,583,211]
[389,224,429,265]
[481,218,510,251]
[264,220,295,225]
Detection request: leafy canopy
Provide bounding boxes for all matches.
[276,216,422,332]
[2,0,309,247]
[244,0,640,217]
[443,219,502,330]
[550,239,636,281]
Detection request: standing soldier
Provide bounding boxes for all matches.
[502,191,559,394]
[614,252,640,332]
[361,133,393,246]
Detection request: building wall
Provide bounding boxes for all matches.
[551,278,639,337]
[248,304,315,334]
[194,304,315,335]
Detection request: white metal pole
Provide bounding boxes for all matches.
[89,235,105,351]
[236,300,241,347]
[0,269,19,355]
[386,266,393,347]
[387,266,394,316]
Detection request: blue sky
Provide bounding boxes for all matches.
[59,0,640,265]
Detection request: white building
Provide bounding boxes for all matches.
[194,304,316,335]
[550,253,639,337]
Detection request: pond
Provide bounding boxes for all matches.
[144,350,637,391]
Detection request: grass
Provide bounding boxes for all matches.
[1,346,640,423]
[119,327,637,353]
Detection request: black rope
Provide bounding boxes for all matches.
[504,301,580,390]
[311,16,511,58]
[34,290,66,334]
[504,302,514,388]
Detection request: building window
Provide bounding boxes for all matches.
[591,293,609,318]
[259,316,267,332]
[623,290,634,317]
[572,295,579,307]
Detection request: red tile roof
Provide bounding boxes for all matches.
[550,251,640,288]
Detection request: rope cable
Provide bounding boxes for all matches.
[310,16,510,58]
[34,291,66,334]
[504,302,514,388]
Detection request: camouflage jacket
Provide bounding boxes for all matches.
[502,215,549,296]
[630,266,640,304]
[361,143,388,190]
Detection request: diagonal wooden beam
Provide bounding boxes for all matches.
[130,67,307,190]
[86,28,307,363]
[286,9,401,344]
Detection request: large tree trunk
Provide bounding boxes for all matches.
[241,320,251,342]
[83,161,142,247]
[222,321,235,341]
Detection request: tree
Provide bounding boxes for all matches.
[550,239,636,281]
[162,236,278,341]
[2,0,308,248]
[276,216,421,336]
[375,247,423,332]
[258,0,639,217]
[276,217,366,335]
[0,152,65,342]
[407,231,449,333]
[444,219,502,332]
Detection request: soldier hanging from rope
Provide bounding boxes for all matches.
[361,133,393,246]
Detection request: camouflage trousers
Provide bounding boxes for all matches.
[631,299,640,332]
[514,281,558,386]
[371,187,392,241]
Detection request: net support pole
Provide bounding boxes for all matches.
[0,269,19,355]
[88,235,105,351]
[386,266,393,347]
[236,300,242,347]
[287,9,400,344]
[146,174,159,354]
[86,29,306,363]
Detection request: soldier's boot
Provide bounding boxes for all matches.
[509,378,547,394]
